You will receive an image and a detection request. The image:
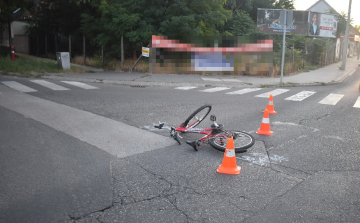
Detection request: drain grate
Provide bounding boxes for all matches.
[131,85,146,88]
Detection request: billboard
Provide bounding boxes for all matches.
[308,12,337,38]
[151,35,273,75]
[257,9,309,35]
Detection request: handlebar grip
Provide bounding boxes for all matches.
[154,123,164,129]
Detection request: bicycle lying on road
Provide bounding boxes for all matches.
[154,105,255,153]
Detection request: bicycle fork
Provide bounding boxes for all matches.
[170,127,181,145]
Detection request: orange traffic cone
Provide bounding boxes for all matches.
[256,109,273,135]
[217,137,241,175]
[264,94,277,114]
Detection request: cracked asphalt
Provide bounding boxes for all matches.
[60,121,359,222]
[1,57,360,222]
[2,80,360,222]
[60,98,360,223]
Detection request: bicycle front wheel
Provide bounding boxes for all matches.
[209,130,255,153]
[181,105,212,128]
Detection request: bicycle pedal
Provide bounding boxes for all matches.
[186,140,198,151]
[172,133,181,145]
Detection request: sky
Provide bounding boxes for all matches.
[294,0,360,26]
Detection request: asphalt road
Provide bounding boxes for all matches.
[1,69,360,222]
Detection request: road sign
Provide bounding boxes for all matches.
[142,47,149,57]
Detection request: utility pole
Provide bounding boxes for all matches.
[340,0,352,70]
[280,11,286,83]
[280,10,293,83]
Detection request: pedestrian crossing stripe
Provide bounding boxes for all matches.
[226,88,262,95]
[61,81,99,89]
[353,96,360,108]
[173,86,360,108]
[285,91,316,101]
[318,93,344,105]
[2,81,37,93]
[30,80,70,91]
[199,87,230,92]
[201,77,222,82]
[255,89,290,98]
[175,86,198,90]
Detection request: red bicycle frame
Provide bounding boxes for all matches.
[175,126,223,143]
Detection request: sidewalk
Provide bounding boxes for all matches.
[44,57,360,88]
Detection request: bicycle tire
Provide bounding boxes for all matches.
[181,105,212,128]
[209,130,255,153]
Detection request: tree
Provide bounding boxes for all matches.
[228,11,255,36]
[355,25,360,32]
[336,11,354,38]
[81,0,232,59]
[28,0,90,56]
[273,0,294,10]
[0,0,30,24]
[224,0,252,13]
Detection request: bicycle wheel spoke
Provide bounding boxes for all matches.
[209,130,255,153]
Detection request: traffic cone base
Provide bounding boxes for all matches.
[263,94,277,114]
[217,165,241,175]
[264,110,277,114]
[217,137,241,175]
[257,109,273,135]
[256,129,273,135]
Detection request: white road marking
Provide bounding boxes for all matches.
[285,91,316,101]
[318,93,344,105]
[30,80,69,90]
[1,81,37,93]
[199,87,230,92]
[255,89,289,98]
[226,88,262,95]
[61,81,99,89]
[353,96,360,108]
[175,86,198,90]
[237,152,288,166]
[201,77,222,82]
[0,84,175,158]
[221,79,243,82]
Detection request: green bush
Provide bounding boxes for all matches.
[0,54,83,75]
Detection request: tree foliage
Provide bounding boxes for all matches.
[355,25,360,32]
[0,0,30,23]
[79,0,232,58]
[228,11,255,36]
[28,0,83,36]
[27,0,337,68]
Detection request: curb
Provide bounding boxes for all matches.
[335,68,357,83]
[40,74,250,88]
[41,74,345,88]
[1,67,358,89]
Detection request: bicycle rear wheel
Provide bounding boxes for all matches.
[181,105,212,128]
[209,130,255,153]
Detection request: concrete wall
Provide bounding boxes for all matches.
[0,22,29,52]
[12,21,28,35]
[14,35,29,54]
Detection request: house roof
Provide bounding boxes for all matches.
[306,0,336,12]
